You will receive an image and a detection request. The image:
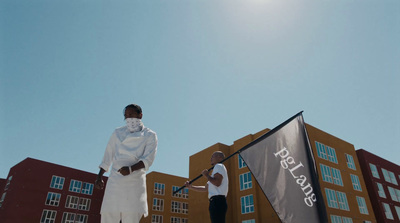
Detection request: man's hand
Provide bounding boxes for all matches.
[118,166,131,176]
[202,169,209,178]
[95,178,104,190]
[185,181,192,189]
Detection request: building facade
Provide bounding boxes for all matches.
[140,171,189,223]
[357,149,400,222]
[187,124,377,223]
[307,124,376,223]
[1,122,391,223]
[0,158,105,223]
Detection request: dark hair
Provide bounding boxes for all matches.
[123,104,142,115]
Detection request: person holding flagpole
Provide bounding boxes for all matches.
[185,151,229,223]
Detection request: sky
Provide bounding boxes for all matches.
[1,0,399,180]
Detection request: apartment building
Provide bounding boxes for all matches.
[0,158,105,223]
[357,149,400,222]
[307,124,376,223]
[140,171,189,223]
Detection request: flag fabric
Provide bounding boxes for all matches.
[239,112,328,223]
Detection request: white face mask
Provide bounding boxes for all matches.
[125,118,143,132]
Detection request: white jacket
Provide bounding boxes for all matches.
[99,125,157,216]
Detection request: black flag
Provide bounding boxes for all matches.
[239,112,328,223]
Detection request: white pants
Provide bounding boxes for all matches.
[101,212,142,223]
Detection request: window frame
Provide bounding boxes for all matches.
[41,209,57,223]
[383,202,394,220]
[350,174,362,191]
[50,175,65,190]
[356,196,369,215]
[239,172,253,191]
[45,192,61,207]
[240,194,255,214]
[345,154,356,170]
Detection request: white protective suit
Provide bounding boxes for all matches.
[99,125,157,217]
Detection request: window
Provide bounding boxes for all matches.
[182,188,189,199]
[326,146,338,163]
[69,180,82,193]
[170,201,188,214]
[76,214,88,223]
[171,201,181,213]
[342,217,353,223]
[242,220,256,223]
[181,219,188,223]
[350,174,362,191]
[78,198,91,211]
[382,168,392,183]
[62,212,75,223]
[315,142,338,163]
[395,206,400,221]
[152,198,164,211]
[50,175,65,190]
[320,164,333,183]
[383,202,394,219]
[320,165,343,186]
[388,187,398,202]
[325,188,339,209]
[41,210,57,223]
[171,217,180,223]
[154,183,165,195]
[331,215,353,223]
[330,215,342,223]
[331,167,343,186]
[356,196,369,215]
[395,189,400,201]
[81,182,93,195]
[152,215,163,223]
[172,186,187,198]
[238,155,247,169]
[377,183,386,198]
[369,163,380,178]
[337,191,350,211]
[316,141,327,160]
[389,171,398,185]
[325,189,349,211]
[240,172,253,190]
[65,195,79,209]
[345,154,356,170]
[0,192,6,207]
[240,195,254,214]
[172,186,181,198]
[5,176,12,190]
[45,192,61,206]
[182,202,188,214]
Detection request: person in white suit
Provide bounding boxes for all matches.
[95,104,158,223]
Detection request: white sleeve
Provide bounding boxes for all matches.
[212,164,223,176]
[139,132,158,171]
[99,131,117,172]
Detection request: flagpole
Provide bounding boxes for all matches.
[173,149,242,195]
[173,111,304,195]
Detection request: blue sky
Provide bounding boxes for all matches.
[1,0,399,180]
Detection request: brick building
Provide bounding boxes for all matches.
[357,149,400,222]
[0,158,105,223]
